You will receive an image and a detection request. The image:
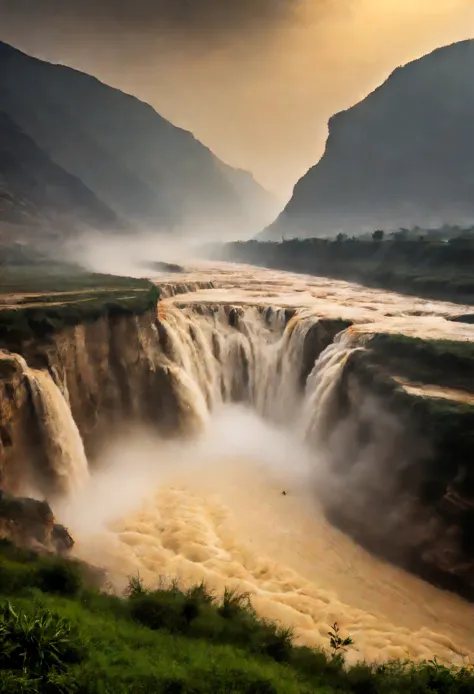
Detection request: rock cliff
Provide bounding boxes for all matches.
[1,285,474,598]
[313,333,474,598]
[0,490,73,554]
[262,39,474,239]
[0,309,203,498]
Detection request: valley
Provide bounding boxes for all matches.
[0,262,473,675]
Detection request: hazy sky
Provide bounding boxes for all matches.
[0,0,473,198]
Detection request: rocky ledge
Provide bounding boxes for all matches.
[314,331,474,599]
[0,490,74,555]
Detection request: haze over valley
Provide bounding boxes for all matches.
[0,4,474,692]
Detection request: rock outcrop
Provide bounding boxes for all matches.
[262,39,474,239]
[0,41,274,241]
[312,334,474,599]
[0,304,207,497]
[0,489,73,554]
[1,284,474,599]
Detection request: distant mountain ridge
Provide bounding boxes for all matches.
[261,39,474,240]
[0,110,119,238]
[0,41,273,242]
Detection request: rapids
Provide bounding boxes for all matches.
[64,412,474,667]
[16,263,474,666]
[159,262,474,341]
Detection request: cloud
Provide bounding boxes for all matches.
[1,0,303,38]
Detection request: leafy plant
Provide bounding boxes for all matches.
[328,622,353,662]
[0,601,84,677]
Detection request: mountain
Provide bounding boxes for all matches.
[261,40,474,240]
[0,111,119,243]
[0,41,274,241]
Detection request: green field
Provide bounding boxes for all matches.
[0,541,473,693]
[366,333,474,392]
[0,265,160,349]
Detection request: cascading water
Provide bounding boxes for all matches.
[302,331,361,445]
[3,302,327,498]
[3,266,474,667]
[23,365,89,495]
[159,303,329,428]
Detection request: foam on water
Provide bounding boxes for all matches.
[158,261,474,341]
[64,406,474,667]
[21,261,474,667]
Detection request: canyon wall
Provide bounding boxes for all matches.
[0,310,195,498]
[1,297,474,598]
[305,334,474,598]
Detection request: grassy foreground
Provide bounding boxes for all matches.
[0,541,473,693]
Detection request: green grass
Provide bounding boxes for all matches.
[364,333,474,393]
[0,541,473,693]
[0,265,152,294]
[368,333,474,362]
[0,266,160,349]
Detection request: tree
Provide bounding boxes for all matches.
[335,233,348,243]
[372,229,384,242]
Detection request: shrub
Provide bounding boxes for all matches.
[129,590,188,633]
[34,558,83,597]
[185,582,215,606]
[289,644,330,677]
[207,669,280,694]
[123,573,148,599]
[256,622,294,663]
[218,587,253,620]
[0,669,40,694]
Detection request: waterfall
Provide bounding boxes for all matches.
[1,303,354,499]
[158,303,351,434]
[301,331,361,445]
[159,304,328,426]
[24,366,89,495]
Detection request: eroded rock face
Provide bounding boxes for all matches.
[51,524,75,554]
[263,39,474,239]
[0,352,38,492]
[1,295,474,601]
[0,309,201,494]
[314,343,474,599]
[0,489,73,554]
